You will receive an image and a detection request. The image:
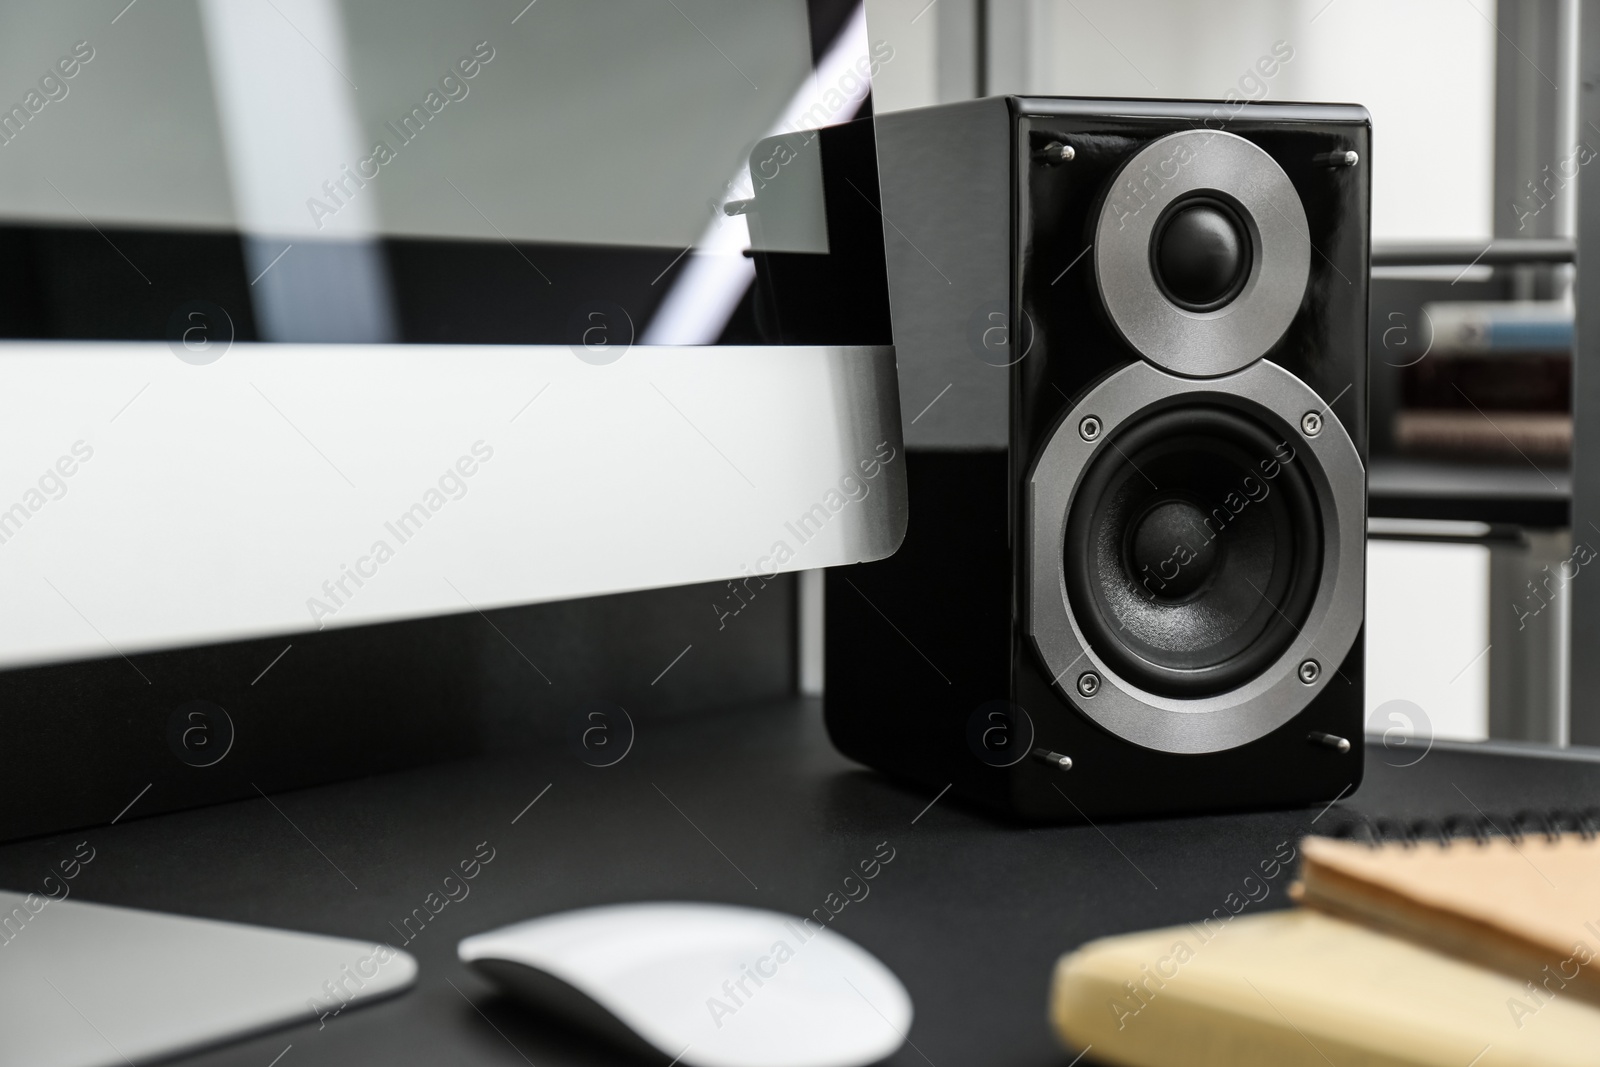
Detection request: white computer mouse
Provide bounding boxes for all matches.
[458,901,912,1067]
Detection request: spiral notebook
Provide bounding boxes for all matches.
[1050,809,1600,1067]
[1299,809,1600,1006]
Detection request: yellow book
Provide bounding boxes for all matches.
[1050,909,1600,1067]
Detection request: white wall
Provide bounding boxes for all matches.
[1289,0,1496,242]
[863,0,942,113]
[942,0,1498,242]
[1366,541,1491,741]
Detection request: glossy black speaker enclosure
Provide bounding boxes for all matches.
[825,97,1370,823]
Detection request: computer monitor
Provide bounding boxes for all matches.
[0,0,904,839]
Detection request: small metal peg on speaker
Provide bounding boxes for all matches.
[1079,416,1102,442]
[1032,746,1074,770]
[1309,731,1351,753]
[1076,671,1101,698]
[1298,659,1321,684]
[1300,410,1323,437]
[1313,150,1359,168]
[1036,141,1075,164]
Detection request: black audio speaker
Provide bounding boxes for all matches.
[825,97,1369,822]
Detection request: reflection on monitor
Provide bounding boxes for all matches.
[0,0,892,347]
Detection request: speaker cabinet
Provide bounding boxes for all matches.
[825,98,1369,822]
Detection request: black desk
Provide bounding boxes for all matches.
[4,700,1595,1066]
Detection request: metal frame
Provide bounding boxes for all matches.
[1570,3,1600,745]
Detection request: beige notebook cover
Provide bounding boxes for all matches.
[1050,909,1600,1067]
[1296,832,1600,1008]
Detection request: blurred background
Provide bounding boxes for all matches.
[866,0,1572,746]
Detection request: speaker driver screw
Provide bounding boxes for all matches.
[1308,731,1351,753]
[1035,141,1075,164]
[1298,659,1321,684]
[1077,671,1101,698]
[1079,416,1102,442]
[1313,149,1360,167]
[1300,410,1323,437]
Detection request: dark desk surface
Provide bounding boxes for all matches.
[4,699,1597,1066]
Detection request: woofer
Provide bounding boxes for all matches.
[1027,358,1364,755]
[1063,404,1321,697]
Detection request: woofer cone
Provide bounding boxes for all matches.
[1063,404,1321,698]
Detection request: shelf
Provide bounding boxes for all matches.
[1369,457,1569,527]
[1372,239,1575,268]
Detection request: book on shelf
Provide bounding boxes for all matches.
[1420,300,1572,356]
[1393,409,1570,464]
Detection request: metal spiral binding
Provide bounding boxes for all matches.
[1320,808,1600,847]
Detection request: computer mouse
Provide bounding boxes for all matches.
[458,901,912,1067]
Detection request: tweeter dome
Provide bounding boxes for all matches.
[826,98,1370,821]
